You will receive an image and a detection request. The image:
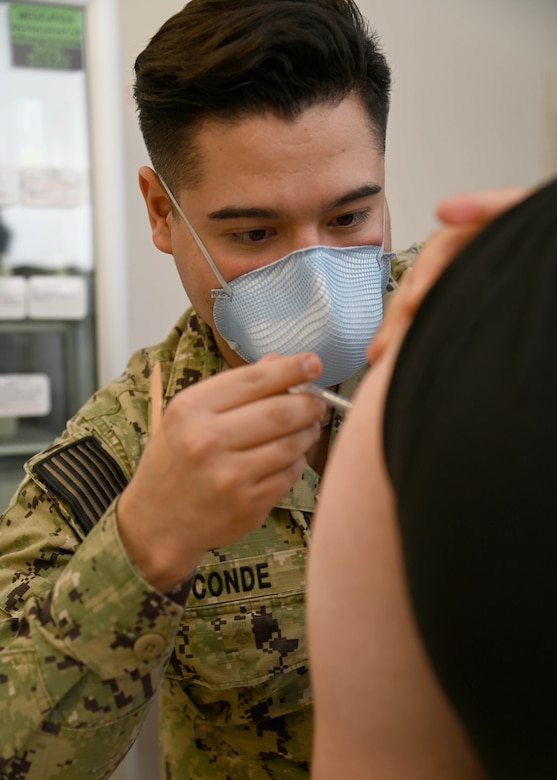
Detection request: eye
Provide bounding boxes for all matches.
[231,228,276,244]
[331,211,369,229]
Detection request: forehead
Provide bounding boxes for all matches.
[181,96,385,207]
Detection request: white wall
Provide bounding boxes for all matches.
[116,0,186,356]
[363,0,557,246]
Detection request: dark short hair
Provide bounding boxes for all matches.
[134,0,391,190]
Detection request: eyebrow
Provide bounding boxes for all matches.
[206,183,383,221]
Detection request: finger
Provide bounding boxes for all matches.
[251,453,311,510]
[436,186,530,226]
[218,392,326,451]
[258,352,282,362]
[370,187,532,365]
[217,423,320,491]
[176,352,323,414]
[165,392,324,467]
[202,451,311,545]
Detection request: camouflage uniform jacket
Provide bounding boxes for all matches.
[0,247,420,779]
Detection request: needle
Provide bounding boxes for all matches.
[289,383,352,413]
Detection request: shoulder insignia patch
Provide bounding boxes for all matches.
[32,436,128,534]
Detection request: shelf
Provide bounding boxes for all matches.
[0,421,55,458]
[0,439,53,458]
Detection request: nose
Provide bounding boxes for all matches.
[284,226,327,255]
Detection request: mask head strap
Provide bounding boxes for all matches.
[158,171,393,295]
[157,173,233,298]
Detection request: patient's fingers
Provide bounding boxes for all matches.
[436,186,530,226]
[369,186,531,365]
[369,224,479,365]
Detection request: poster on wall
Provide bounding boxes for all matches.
[0,2,94,270]
[9,3,84,71]
[0,166,19,206]
[20,168,86,208]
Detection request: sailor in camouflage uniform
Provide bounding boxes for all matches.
[0,1,418,777]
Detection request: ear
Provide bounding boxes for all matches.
[138,166,174,254]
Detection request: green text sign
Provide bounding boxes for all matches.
[9,3,84,71]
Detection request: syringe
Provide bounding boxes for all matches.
[288,383,352,413]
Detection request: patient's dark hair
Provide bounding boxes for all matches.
[133,0,391,190]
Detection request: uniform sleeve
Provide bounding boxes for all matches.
[0,475,187,778]
[391,242,423,283]
[382,243,423,312]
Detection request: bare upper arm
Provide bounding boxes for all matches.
[307,345,486,780]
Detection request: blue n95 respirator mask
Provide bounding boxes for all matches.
[160,177,392,388]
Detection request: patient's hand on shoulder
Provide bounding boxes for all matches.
[369,186,530,365]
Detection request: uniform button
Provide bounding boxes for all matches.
[133,633,166,661]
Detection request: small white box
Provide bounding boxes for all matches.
[20,168,86,208]
[0,277,27,319]
[28,275,88,320]
[0,165,19,206]
[0,374,51,417]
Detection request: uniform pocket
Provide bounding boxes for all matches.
[163,514,312,766]
[175,587,307,689]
